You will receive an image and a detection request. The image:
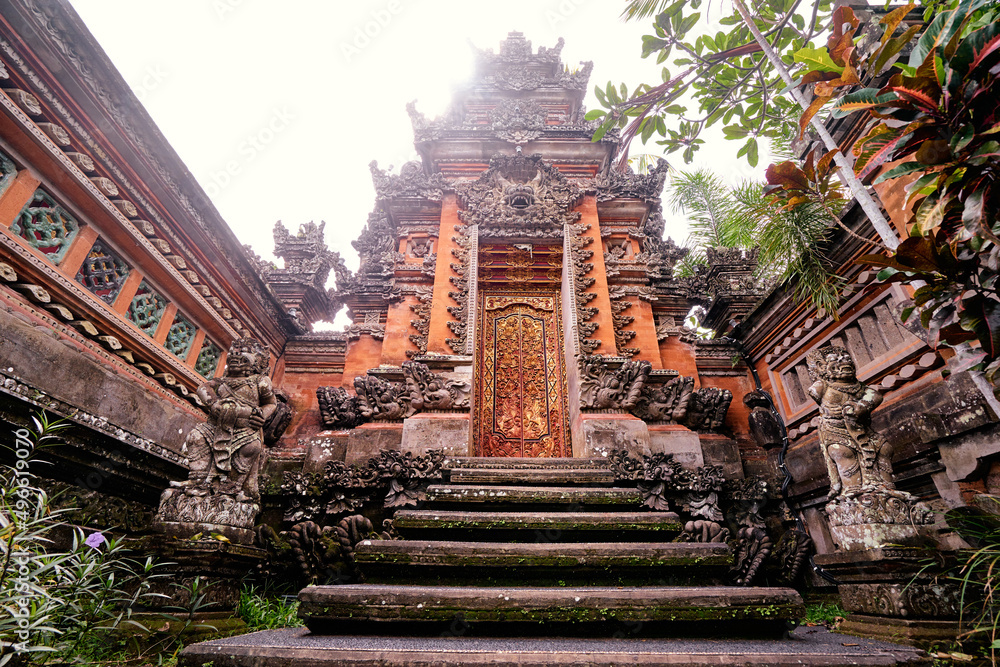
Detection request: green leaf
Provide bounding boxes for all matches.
[584,109,606,121]
[873,161,926,184]
[951,124,975,153]
[746,138,759,167]
[793,45,841,72]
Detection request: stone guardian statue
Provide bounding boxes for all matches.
[805,344,932,551]
[155,337,277,544]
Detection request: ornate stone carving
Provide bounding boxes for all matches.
[745,390,783,450]
[155,338,277,544]
[280,450,446,524]
[729,526,773,586]
[684,387,733,431]
[457,152,582,235]
[608,286,638,358]
[591,159,669,202]
[632,376,694,423]
[567,222,600,354]
[837,582,961,618]
[677,520,730,543]
[768,529,812,585]
[270,221,339,290]
[407,286,433,357]
[446,225,473,354]
[402,361,470,411]
[578,356,651,411]
[317,386,364,429]
[369,160,447,201]
[352,208,397,282]
[629,378,730,433]
[353,374,414,421]
[480,99,547,144]
[806,345,934,550]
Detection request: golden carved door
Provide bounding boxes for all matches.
[475,292,570,457]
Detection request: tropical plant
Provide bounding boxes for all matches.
[237,585,302,631]
[668,166,846,315]
[0,414,165,665]
[943,499,1000,663]
[599,0,835,166]
[788,0,1000,383]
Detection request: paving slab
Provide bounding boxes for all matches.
[298,584,804,626]
[178,626,929,666]
[427,484,643,505]
[449,467,615,485]
[392,509,681,533]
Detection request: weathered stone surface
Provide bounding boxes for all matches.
[302,433,349,473]
[648,425,703,469]
[577,414,652,459]
[813,548,961,620]
[344,422,404,465]
[443,457,608,470]
[298,584,804,626]
[426,484,642,505]
[354,540,731,569]
[179,627,928,666]
[448,467,615,485]
[400,413,470,458]
[392,509,681,533]
[836,614,966,649]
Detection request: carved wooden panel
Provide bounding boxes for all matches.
[475,291,569,458]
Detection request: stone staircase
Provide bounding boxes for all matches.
[180,457,929,666]
[298,457,804,636]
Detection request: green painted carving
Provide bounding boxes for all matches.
[128,281,167,336]
[75,238,130,304]
[0,150,17,199]
[165,313,197,360]
[11,189,80,264]
[195,339,222,378]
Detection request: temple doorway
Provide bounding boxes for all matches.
[474,291,570,457]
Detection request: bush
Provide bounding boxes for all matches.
[0,415,164,665]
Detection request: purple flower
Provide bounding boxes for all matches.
[84,532,106,549]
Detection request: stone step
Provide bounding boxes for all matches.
[354,540,731,586]
[443,456,609,470]
[298,584,805,629]
[426,484,642,505]
[392,510,681,536]
[179,628,928,667]
[355,540,728,568]
[448,467,615,486]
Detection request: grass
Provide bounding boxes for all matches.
[236,586,303,631]
[802,602,846,628]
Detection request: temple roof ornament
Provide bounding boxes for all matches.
[270,221,340,292]
[471,32,592,92]
[457,152,582,237]
[369,160,448,202]
[591,159,670,202]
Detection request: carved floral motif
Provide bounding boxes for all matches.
[578,356,651,411]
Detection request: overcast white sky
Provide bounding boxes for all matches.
[68,1,765,324]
